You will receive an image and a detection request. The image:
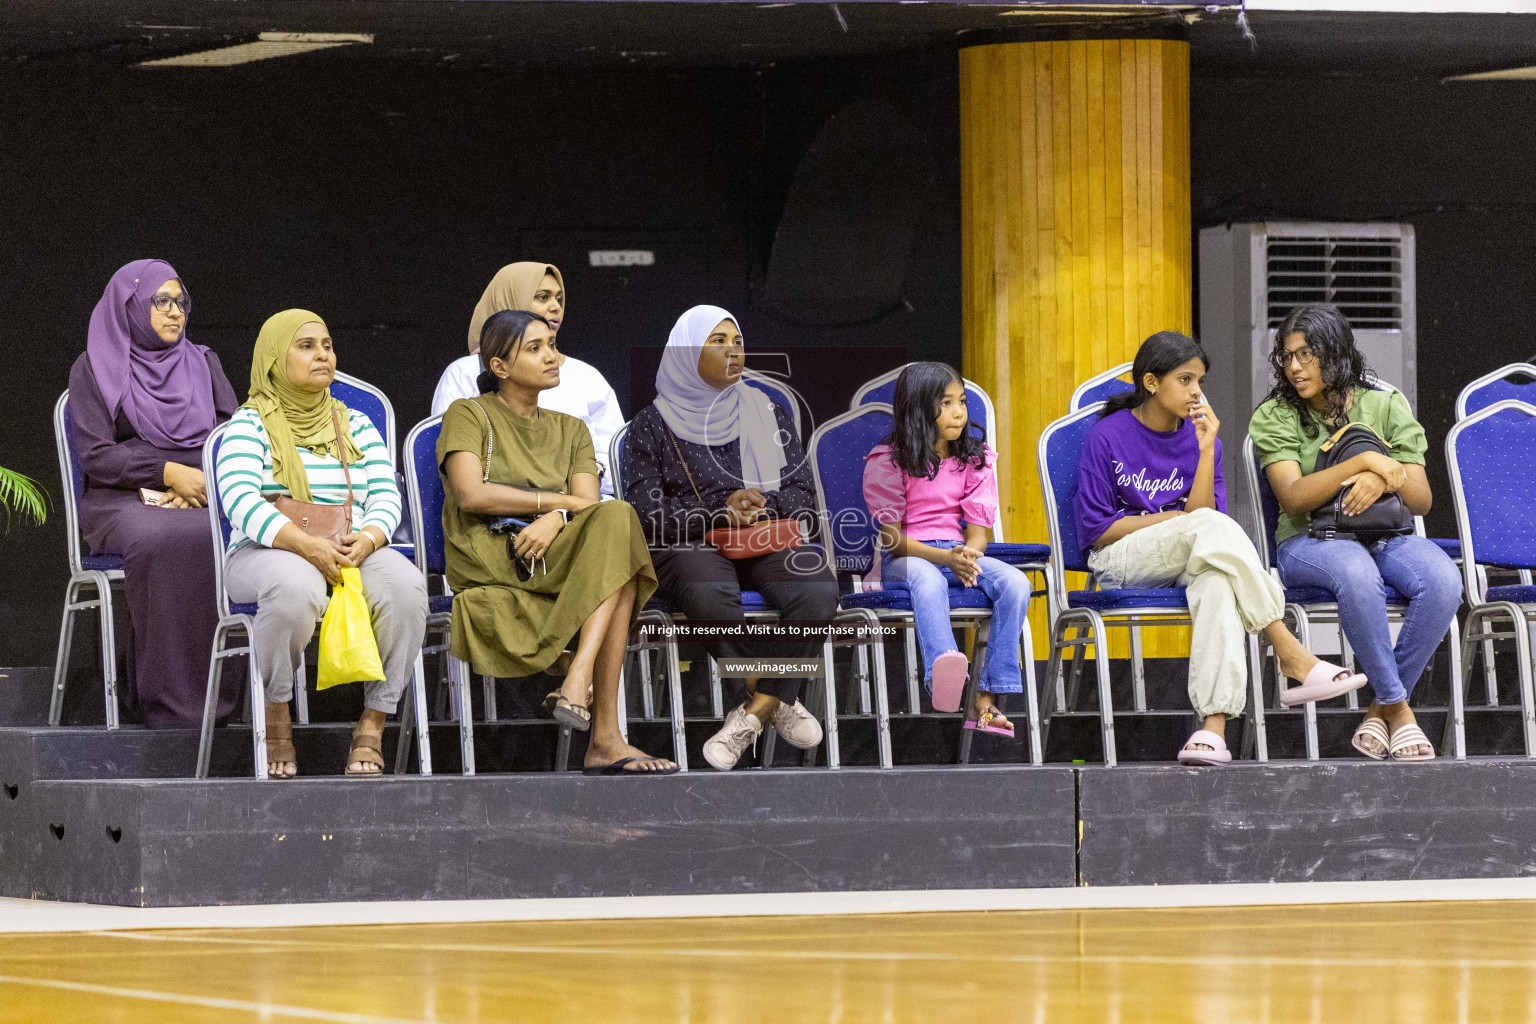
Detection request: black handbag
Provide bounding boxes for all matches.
[1308,422,1414,544]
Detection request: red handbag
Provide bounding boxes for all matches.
[667,427,802,559]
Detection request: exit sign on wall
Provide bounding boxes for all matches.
[589,250,655,267]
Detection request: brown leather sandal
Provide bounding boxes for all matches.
[264,701,298,780]
[345,710,387,778]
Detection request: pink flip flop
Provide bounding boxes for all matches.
[963,704,1015,738]
[1279,661,1368,706]
[930,650,968,713]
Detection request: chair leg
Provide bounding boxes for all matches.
[855,645,871,715]
[450,656,476,775]
[291,652,309,725]
[1246,634,1268,763]
[1020,616,1043,767]
[1066,625,1088,713]
[616,665,629,743]
[821,638,841,769]
[638,647,656,721]
[482,674,498,722]
[864,619,894,769]
[1085,615,1116,767]
[413,651,433,776]
[197,623,233,779]
[708,657,724,718]
[555,725,573,772]
[1443,613,1466,760]
[50,579,81,728]
[903,628,921,714]
[956,619,991,765]
[664,633,689,772]
[1129,624,1147,712]
[248,635,268,781]
[1510,608,1536,759]
[94,574,119,731]
[1341,628,1359,710]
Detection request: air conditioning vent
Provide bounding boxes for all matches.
[1265,236,1404,331]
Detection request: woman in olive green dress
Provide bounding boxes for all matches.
[438,310,675,775]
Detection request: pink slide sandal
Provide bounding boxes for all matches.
[1177,729,1231,766]
[1279,661,1368,706]
[964,705,1015,738]
[930,650,968,713]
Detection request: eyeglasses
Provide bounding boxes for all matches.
[1277,345,1317,368]
[149,294,190,314]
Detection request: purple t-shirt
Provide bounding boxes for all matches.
[1073,409,1225,557]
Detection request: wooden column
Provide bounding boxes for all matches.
[959,30,1192,656]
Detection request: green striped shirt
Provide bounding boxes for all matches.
[216,407,401,550]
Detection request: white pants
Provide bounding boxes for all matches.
[1086,508,1283,718]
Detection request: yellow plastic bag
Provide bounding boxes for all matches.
[317,566,385,690]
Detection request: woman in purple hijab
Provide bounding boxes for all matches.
[68,259,240,728]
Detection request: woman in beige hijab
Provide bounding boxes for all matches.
[432,262,623,495]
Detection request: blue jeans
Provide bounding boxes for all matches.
[885,540,1032,695]
[1277,533,1462,705]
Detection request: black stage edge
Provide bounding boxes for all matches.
[8,768,1077,906]
[1077,760,1536,886]
[12,761,1536,906]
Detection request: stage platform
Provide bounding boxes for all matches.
[5,724,1536,906]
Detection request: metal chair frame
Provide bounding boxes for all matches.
[810,404,1021,766]
[1038,404,1268,767]
[1068,362,1134,413]
[196,421,433,779]
[406,415,664,772]
[1446,399,1536,758]
[1455,364,1536,422]
[1241,434,1466,760]
[51,390,124,729]
[612,415,885,769]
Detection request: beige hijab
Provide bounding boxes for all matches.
[466,262,563,355]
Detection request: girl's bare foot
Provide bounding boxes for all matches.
[584,738,677,773]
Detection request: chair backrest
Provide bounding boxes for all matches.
[850,365,996,448]
[403,416,447,576]
[1456,364,1536,421]
[1069,363,1134,412]
[1037,404,1104,609]
[808,404,893,580]
[1241,434,1285,571]
[202,422,238,618]
[53,390,90,574]
[1447,400,1536,603]
[330,371,396,466]
[610,422,631,500]
[741,371,801,436]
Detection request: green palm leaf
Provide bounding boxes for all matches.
[0,465,48,528]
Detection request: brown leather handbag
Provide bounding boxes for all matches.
[269,404,354,544]
[666,426,802,559]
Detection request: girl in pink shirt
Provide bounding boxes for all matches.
[862,362,1032,736]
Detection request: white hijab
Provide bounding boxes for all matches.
[654,305,785,492]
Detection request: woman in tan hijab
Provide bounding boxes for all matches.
[432,262,623,494]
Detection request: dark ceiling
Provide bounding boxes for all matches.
[2,2,1535,78]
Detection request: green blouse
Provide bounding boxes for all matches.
[1248,386,1427,546]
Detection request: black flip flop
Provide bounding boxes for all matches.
[581,755,681,777]
[550,697,591,732]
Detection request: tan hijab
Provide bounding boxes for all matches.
[245,309,362,502]
[466,262,564,355]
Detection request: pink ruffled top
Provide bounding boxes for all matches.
[861,443,1000,544]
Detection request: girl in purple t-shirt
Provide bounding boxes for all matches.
[1074,332,1364,765]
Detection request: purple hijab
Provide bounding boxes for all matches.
[87,259,216,451]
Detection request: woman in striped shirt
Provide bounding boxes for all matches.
[216,309,427,779]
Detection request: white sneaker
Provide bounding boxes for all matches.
[703,706,763,772]
[769,699,823,750]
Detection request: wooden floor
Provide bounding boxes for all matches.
[2,900,1534,1023]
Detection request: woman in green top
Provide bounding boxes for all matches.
[1249,304,1461,762]
[438,310,675,775]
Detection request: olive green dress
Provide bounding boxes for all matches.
[437,395,657,678]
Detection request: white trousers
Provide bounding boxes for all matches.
[1086,508,1283,718]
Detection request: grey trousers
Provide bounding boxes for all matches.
[225,543,428,714]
